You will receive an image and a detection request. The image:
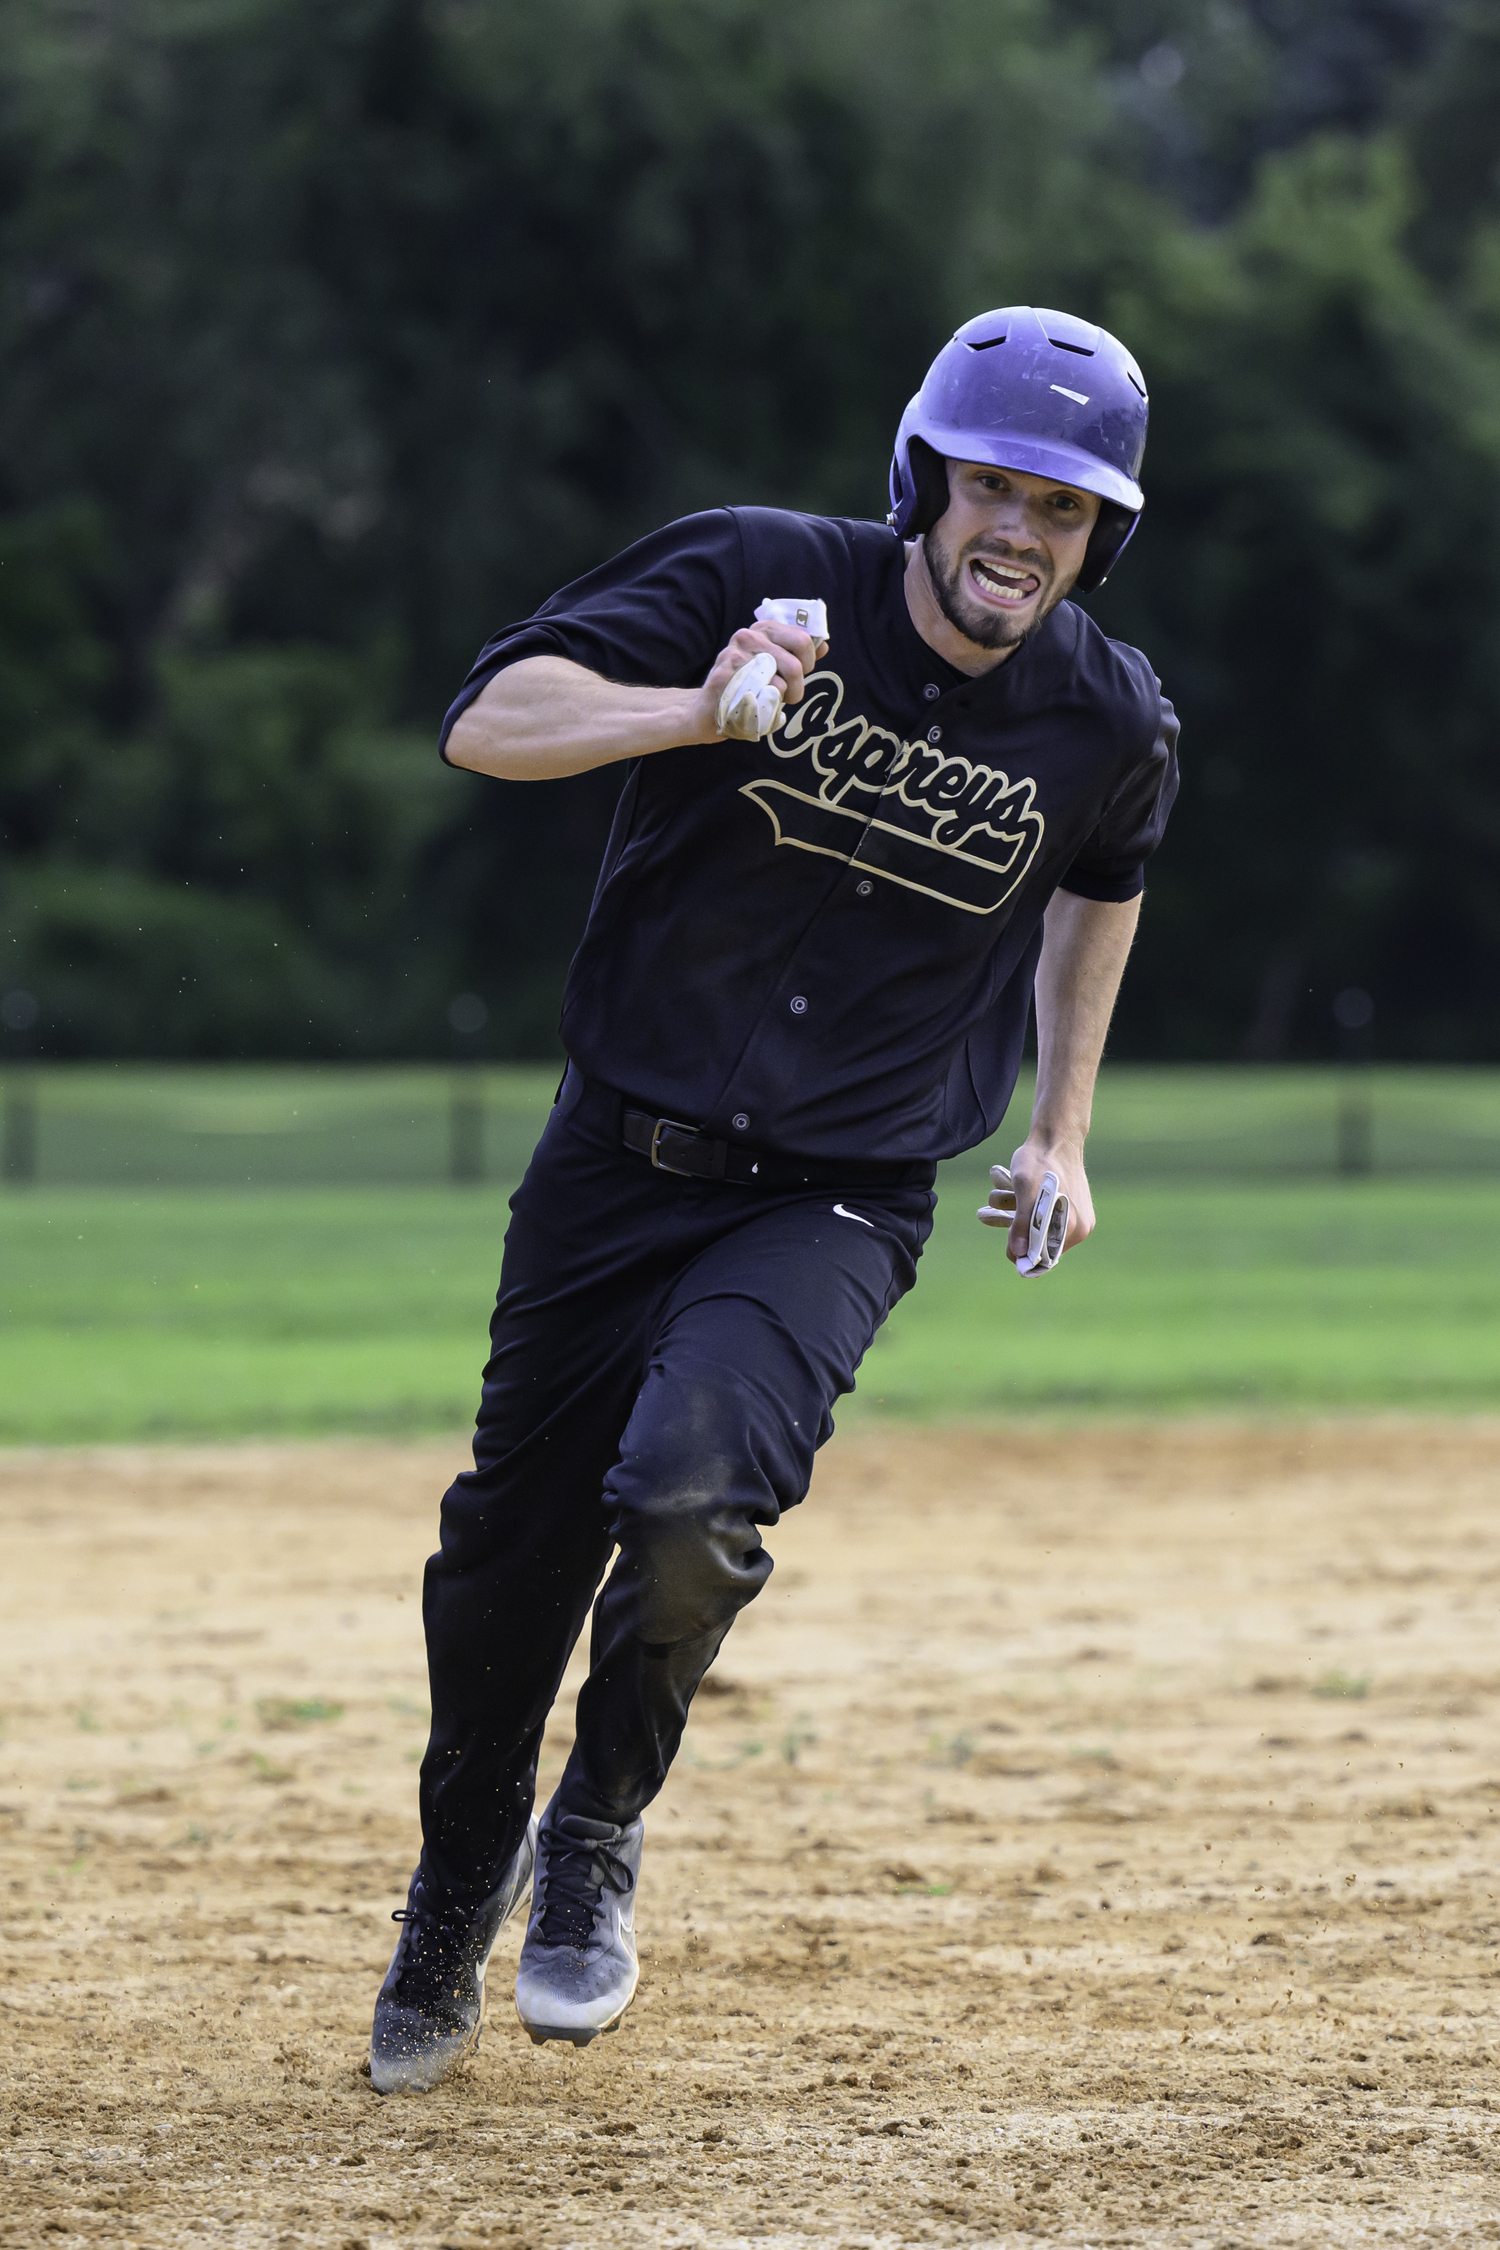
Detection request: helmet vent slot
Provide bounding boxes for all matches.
[1039,310,1100,355]
[966,332,1008,351]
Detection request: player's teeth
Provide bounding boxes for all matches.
[974,563,1030,596]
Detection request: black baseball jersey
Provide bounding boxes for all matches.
[442,507,1179,1164]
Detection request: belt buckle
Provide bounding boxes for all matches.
[648,1116,701,1176]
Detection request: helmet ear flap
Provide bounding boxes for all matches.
[903,437,952,539]
[1075,500,1139,595]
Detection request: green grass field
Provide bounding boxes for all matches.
[2,1062,1498,1443]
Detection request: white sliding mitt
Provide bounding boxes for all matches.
[977,1164,1071,1277]
[716,599,830,742]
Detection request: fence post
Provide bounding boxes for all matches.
[2,1073,37,1184]
[449,1070,484,1184]
[446,993,488,1185]
[1,988,40,1185]
[1335,1087,1372,1178]
[1332,988,1375,1178]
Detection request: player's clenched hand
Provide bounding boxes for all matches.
[696,620,829,742]
[977,1136,1096,1266]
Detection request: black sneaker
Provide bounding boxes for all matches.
[369,1819,537,2094]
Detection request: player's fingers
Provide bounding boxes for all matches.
[1062,1200,1093,1252]
[763,639,812,703]
[1003,1170,1036,1262]
[976,1204,1011,1228]
[721,638,803,705]
[735,624,817,701]
[751,620,820,660]
[705,641,751,694]
[705,633,799,736]
[728,623,809,656]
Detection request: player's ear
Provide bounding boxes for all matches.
[906,438,952,539]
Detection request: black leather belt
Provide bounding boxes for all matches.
[618,1102,929,1192]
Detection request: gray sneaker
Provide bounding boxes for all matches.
[514,1800,642,2046]
[369,1819,537,2094]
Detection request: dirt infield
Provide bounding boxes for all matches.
[2,1423,1499,2248]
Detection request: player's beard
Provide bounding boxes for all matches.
[921,526,1055,653]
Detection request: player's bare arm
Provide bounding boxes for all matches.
[979,889,1142,1265]
[444,616,828,781]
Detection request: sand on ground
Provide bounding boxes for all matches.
[2,1422,1499,2248]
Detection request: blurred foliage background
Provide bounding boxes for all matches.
[2,0,1499,1063]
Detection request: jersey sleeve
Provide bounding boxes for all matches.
[1055,691,1180,903]
[438,510,745,761]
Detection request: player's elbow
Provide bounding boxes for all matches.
[445,660,567,780]
[444,700,540,781]
[443,706,496,775]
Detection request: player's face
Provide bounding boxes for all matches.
[923,460,1102,651]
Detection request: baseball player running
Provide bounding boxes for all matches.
[370,306,1178,2090]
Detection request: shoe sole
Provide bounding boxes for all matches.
[370,2023,478,2094]
[516,1991,635,2048]
[520,2016,624,2047]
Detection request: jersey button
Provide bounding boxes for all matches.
[927,724,942,744]
[923,683,941,702]
[731,1112,750,1131]
[855,879,873,898]
[789,995,808,1016]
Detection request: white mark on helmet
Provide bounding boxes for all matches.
[1050,383,1090,406]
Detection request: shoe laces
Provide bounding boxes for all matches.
[535,1827,634,1950]
[392,1898,466,1941]
[389,1892,472,2005]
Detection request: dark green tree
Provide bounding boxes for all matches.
[1,0,1496,1061]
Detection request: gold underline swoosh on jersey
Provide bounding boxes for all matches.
[738,780,1044,916]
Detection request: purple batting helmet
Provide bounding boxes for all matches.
[887,306,1149,592]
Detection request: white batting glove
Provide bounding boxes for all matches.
[717,651,785,741]
[977,1164,1070,1277]
[716,599,830,742]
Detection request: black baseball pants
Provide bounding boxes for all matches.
[416,1067,934,1906]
